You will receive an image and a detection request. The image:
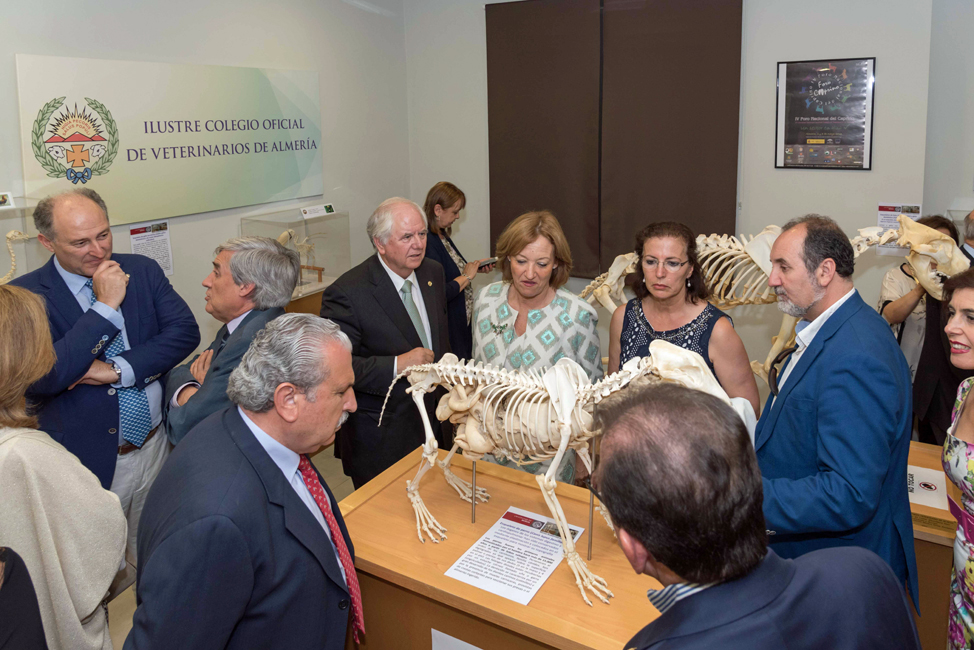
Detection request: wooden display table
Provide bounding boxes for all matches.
[908,441,960,650]
[339,448,659,650]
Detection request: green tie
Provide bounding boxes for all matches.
[401,280,430,349]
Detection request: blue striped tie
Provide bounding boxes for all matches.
[85,279,153,447]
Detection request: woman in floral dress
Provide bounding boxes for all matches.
[472,210,601,484]
[940,268,974,649]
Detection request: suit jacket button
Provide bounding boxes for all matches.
[108,388,116,396]
[108,428,117,434]
[338,599,349,610]
[91,348,99,354]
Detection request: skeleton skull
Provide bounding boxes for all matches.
[896,215,970,300]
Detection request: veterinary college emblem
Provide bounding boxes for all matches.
[32,96,119,184]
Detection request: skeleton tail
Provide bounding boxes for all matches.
[378,365,425,426]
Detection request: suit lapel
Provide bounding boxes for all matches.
[416,262,442,355]
[755,293,864,451]
[116,258,141,345]
[369,255,424,349]
[38,257,84,326]
[225,409,350,593]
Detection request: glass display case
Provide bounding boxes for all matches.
[0,198,48,284]
[241,206,351,300]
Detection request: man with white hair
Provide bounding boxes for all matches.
[320,197,450,487]
[163,236,300,445]
[127,314,362,649]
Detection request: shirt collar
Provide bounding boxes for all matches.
[53,255,92,298]
[646,582,715,616]
[237,407,300,481]
[377,253,418,293]
[226,309,252,334]
[794,288,856,350]
[964,243,974,258]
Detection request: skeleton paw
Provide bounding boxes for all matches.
[565,551,614,606]
[408,484,448,543]
[442,467,490,504]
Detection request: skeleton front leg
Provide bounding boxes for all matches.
[405,388,448,543]
[536,426,613,606]
[751,314,798,383]
[438,442,490,503]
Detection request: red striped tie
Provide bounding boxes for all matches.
[298,455,365,643]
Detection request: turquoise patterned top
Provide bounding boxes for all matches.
[472,281,603,382]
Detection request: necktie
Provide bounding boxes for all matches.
[400,280,430,349]
[768,345,799,397]
[84,279,153,447]
[297,455,365,643]
[214,327,230,358]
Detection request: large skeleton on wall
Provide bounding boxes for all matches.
[380,340,753,606]
[580,215,969,381]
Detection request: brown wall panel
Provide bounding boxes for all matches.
[600,0,742,264]
[486,0,602,277]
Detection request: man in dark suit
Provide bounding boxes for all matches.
[164,236,299,444]
[11,188,199,583]
[320,197,450,488]
[127,314,362,649]
[593,383,920,650]
[757,214,918,604]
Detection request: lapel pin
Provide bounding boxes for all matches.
[427,281,432,287]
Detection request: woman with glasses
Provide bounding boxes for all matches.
[608,222,759,416]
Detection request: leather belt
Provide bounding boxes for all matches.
[118,425,159,456]
[949,495,974,541]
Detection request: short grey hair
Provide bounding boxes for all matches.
[227,313,352,413]
[214,236,300,309]
[965,210,974,241]
[366,197,427,247]
[33,188,109,239]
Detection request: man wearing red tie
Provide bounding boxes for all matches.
[126,314,363,649]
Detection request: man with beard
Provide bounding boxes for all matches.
[757,215,918,607]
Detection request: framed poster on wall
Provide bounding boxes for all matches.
[774,57,875,170]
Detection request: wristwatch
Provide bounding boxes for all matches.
[110,361,123,384]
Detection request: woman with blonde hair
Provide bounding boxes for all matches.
[472,211,601,483]
[0,284,126,650]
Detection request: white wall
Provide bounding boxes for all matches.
[923,0,974,219]
[736,0,934,395]
[404,0,938,399]
[1,0,410,347]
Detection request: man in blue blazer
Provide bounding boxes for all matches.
[11,188,199,581]
[757,214,918,604]
[164,236,299,444]
[127,314,363,649]
[594,382,920,650]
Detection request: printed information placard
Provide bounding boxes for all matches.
[444,507,583,606]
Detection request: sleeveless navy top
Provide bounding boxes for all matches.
[618,298,731,377]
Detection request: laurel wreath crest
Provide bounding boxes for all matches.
[30,96,120,178]
[31,96,66,178]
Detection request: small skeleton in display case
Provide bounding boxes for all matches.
[277,229,325,287]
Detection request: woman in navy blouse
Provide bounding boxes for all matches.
[422,182,494,359]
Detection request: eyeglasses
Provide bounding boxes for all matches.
[643,258,689,272]
[768,345,799,397]
[582,475,603,504]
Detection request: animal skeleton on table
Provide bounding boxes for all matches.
[380,340,754,606]
[580,216,968,382]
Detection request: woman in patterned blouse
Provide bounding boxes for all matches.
[423,182,494,360]
[608,222,759,417]
[472,211,602,483]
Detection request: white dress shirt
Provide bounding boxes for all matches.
[377,253,432,376]
[964,242,974,261]
[776,288,857,394]
[170,309,252,408]
[54,257,163,444]
[238,407,347,584]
